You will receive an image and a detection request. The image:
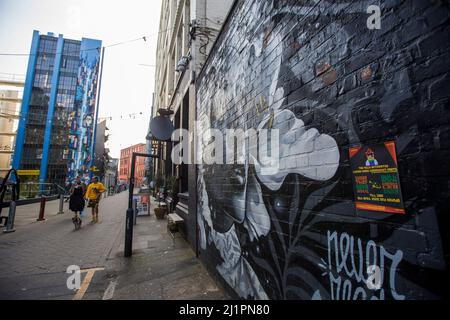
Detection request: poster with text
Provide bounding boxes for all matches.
[349,141,405,214]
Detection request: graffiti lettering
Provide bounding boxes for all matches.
[320,231,405,300]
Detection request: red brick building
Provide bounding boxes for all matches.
[119,143,146,187]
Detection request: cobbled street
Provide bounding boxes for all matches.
[0,192,227,300]
[0,192,127,299]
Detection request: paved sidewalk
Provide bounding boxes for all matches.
[0,192,127,299]
[2,197,70,229]
[84,197,229,300]
[0,192,229,300]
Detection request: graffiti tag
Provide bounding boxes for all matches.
[316,230,405,300]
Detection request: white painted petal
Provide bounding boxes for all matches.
[256,110,340,191]
[244,174,271,241]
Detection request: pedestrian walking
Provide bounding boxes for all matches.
[69,176,86,230]
[85,176,106,223]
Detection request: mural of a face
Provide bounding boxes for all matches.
[198,0,343,298]
[197,0,449,300]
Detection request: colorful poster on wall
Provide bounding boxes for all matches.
[66,38,102,184]
[349,141,405,214]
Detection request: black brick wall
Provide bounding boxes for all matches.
[194,0,450,300]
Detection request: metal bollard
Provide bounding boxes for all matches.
[58,194,64,214]
[124,208,134,257]
[37,197,46,221]
[133,198,138,225]
[3,201,17,233]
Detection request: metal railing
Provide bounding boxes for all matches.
[19,182,69,199]
[0,177,69,232]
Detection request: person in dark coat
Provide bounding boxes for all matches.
[70,176,86,229]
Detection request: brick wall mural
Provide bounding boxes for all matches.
[195,0,450,299]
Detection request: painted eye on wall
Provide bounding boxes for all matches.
[232,167,246,186]
[271,196,288,215]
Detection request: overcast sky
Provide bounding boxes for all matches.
[0,0,162,159]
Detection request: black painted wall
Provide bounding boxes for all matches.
[195,0,450,300]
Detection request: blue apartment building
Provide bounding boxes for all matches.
[12,31,102,187]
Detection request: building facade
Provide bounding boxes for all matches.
[93,120,110,181]
[119,143,146,187]
[12,30,102,186]
[105,157,118,194]
[0,78,24,177]
[149,0,234,249]
[194,0,450,300]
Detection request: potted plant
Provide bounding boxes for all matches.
[166,176,179,196]
[154,173,164,192]
[166,175,180,211]
[153,173,167,219]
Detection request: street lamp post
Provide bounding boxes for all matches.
[127,108,174,257]
[124,152,158,257]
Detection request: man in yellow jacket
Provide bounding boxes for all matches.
[85,176,107,223]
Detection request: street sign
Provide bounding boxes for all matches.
[150,116,174,141]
